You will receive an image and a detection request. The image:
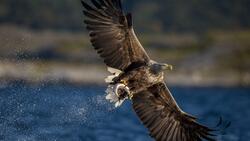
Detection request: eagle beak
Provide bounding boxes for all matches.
[163,64,173,71]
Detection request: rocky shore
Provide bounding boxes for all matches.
[0,26,249,87]
[0,60,249,87]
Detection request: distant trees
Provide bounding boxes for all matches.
[0,0,83,31]
[151,0,250,32]
[0,0,249,32]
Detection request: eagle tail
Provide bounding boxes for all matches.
[105,67,122,83]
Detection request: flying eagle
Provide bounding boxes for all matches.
[81,0,217,140]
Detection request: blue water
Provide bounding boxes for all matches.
[0,83,249,141]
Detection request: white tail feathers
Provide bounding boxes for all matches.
[107,67,122,74]
[105,67,128,107]
[105,67,122,83]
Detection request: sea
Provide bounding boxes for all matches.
[0,82,249,141]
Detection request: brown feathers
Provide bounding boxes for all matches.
[82,1,218,141]
[132,83,216,141]
[81,0,150,71]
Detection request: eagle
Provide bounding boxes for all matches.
[81,0,218,140]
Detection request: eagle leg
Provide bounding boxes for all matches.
[120,79,128,85]
[119,80,135,99]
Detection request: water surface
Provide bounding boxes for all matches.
[0,83,249,141]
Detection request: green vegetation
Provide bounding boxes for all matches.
[0,0,250,86]
[0,0,249,32]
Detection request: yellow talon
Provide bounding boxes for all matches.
[128,93,133,100]
[120,80,128,85]
[119,80,132,99]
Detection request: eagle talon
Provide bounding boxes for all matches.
[120,80,128,86]
[128,93,133,100]
[119,80,133,99]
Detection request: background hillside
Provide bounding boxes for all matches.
[0,0,249,86]
[0,0,250,32]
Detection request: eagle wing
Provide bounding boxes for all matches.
[81,0,150,71]
[132,83,216,141]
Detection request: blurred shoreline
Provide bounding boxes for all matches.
[0,25,249,87]
[0,0,250,87]
[0,60,249,87]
